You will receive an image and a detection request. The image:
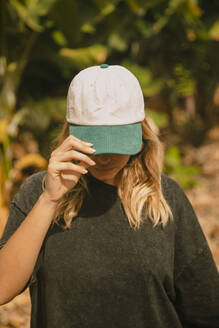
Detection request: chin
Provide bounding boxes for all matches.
[95,171,115,177]
[90,167,117,176]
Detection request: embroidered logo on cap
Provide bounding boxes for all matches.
[100,64,109,68]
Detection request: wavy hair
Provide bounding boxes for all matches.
[49,117,173,230]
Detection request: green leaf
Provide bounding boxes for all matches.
[152,16,168,34]
[122,62,163,96]
[187,0,203,18]
[60,45,107,69]
[163,144,201,189]
[148,109,169,128]
[100,3,116,16]
[165,0,185,16]
[10,0,56,32]
[52,30,67,46]
[164,145,181,168]
[11,0,43,31]
[174,64,196,96]
[81,23,96,34]
[127,0,165,13]
[108,33,128,51]
[209,21,219,41]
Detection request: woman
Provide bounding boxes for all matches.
[0,64,218,328]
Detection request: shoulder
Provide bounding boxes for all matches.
[160,173,200,229]
[15,169,47,196]
[161,172,181,192]
[161,173,187,210]
[12,170,47,214]
[161,172,180,190]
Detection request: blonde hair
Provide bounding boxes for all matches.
[49,117,173,230]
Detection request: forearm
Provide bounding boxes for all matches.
[0,192,58,305]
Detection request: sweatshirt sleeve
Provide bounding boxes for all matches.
[170,178,219,327]
[175,245,219,327]
[0,171,46,295]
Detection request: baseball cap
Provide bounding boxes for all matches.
[66,64,145,155]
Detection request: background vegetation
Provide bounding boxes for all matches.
[1,2,219,325]
[1,0,219,209]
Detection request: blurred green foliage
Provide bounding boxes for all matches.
[1,0,219,205]
[148,109,169,128]
[163,145,201,188]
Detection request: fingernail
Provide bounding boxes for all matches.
[85,142,93,146]
[90,148,96,152]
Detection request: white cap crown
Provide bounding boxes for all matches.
[66,65,145,126]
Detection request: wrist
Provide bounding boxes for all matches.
[40,191,60,207]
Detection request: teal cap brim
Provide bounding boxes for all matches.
[69,122,142,156]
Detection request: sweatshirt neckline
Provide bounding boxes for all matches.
[87,172,118,191]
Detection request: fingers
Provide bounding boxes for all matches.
[55,135,95,154]
[48,161,88,175]
[53,150,96,167]
[48,135,96,179]
[60,171,79,181]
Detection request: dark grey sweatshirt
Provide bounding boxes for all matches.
[0,170,219,328]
